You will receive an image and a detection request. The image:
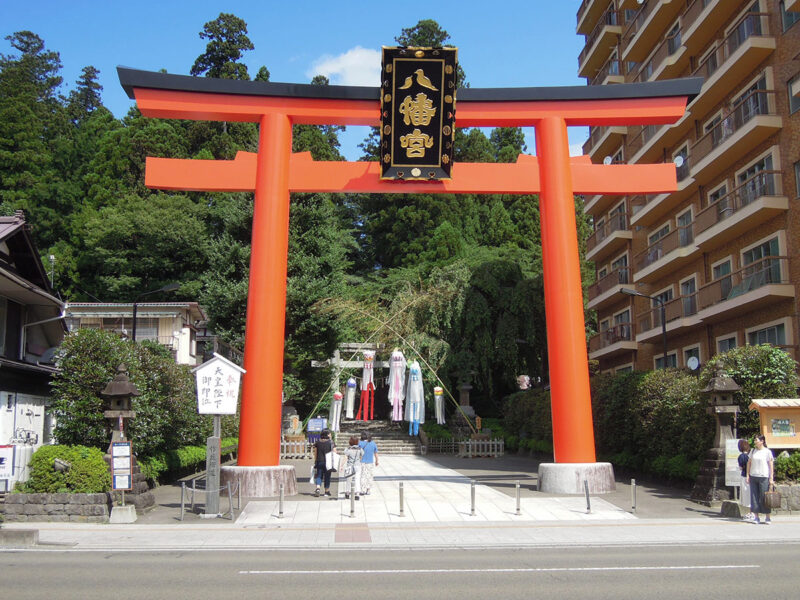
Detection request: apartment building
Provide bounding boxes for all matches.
[579,0,800,372]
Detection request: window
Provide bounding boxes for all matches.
[684,346,701,367]
[732,75,768,126]
[615,365,633,374]
[788,74,800,114]
[614,309,631,340]
[713,259,733,299]
[738,154,774,204]
[677,209,693,246]
[709,184,730,220]
[652,288,673,328]
[133,318,159,342]
[649,223,670,246]
[699,46,718,78]
[597,266,608,280]
[674,146,689,181]
[781,1,800,30]
[609,202,627,231]
[742,236,781,287]
[748,323,786,346]
[680,277,697,316]
[728,2,762,55]
[611,253,629,284]
[667,21,682,55]
[718,335,737,353]
[655,353,678,369]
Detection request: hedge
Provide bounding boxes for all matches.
[137,437,238,484]
[16,445,111,494]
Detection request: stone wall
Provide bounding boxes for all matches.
[1,493,110,523]
[773,483,800,513]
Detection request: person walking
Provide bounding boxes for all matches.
[737,439,752,520]
[747,434,774,524]
[359,432,379,495]
[343,436,364,500]
[312,429,336,497]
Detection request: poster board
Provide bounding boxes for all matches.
[111,441,132,491]
[725,438,742,487]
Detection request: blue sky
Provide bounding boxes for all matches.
[1,1,588,159]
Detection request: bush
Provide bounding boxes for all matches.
[137,437,238,484]
[421,422,452,440]
[50,329,212,458]
[774,452,800,482]
[16,445,111,493]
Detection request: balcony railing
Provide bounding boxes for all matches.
[634,222,694,272]
[637,293,698,333]
[627,29,682,83]
[587,211,630,252]
[579,8,623,65]
[589,322,635,353]
[587,266,631,302]
[590,56,624,85]
[625,123,660,158]
[697,256,789,310]
[623,0,653,44]
[690,89,774,163]
[690,12,770,83]
[694,171,780,235]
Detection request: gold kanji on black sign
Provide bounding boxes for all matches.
[380,46,457,180]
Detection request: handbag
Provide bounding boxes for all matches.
[764,484,782,509]
[325,450,337,472]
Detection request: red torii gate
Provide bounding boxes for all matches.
[118,68,700,491]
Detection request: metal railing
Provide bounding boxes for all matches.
[694,171,780,235]
[458,439,505,458]
[587,211,630,252]
[626,29,682,83]
[587,266,631,301]
[590,55,623,86]
[580,7,623,66]
[689,11,771,84]
[625,123,660,158]
[637,293,698,333]
[622,0,657,45]
[697,256,789,310]
[690,89,775,163]
[633,222,694,271]
[589,321,635,353]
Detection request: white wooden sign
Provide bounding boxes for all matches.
[192,353,246,415]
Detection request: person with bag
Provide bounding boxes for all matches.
[746,434,774,524]
[343,436,364,500]
[359,432,379,495]
[737,439,753,521]
[312,429,337,497]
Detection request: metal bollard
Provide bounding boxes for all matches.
[584,479,591,514]
[278,483,284,519]
[227,482,234,520]
[350,485,355,517]
[399,482,405,517]
[631,478,637,514]
[515,480,521,516]
[470,480,476,516]
[180,481,186,521]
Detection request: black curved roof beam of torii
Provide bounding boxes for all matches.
[117,67,703,195]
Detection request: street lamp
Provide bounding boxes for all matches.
[132,283,180,342]
[620,287,669,369]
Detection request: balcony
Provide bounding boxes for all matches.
[636,293,701,343]
[633,222,698,283]
[690,91,782,186]
[694,171,788,251]
[586,267,631,310]
[590,55,625,86]
[588,322,637,360]
[626,29,688,84]
[681,0,740,53]
[586,211,632,262]
[622,0,686,63]
[578,0,612,35]
[584,191,626,217]
[579,9,624,78]
[584,125,627,162]
[629,160,696,227]
[697,257,794,323]
[685,12,775,120]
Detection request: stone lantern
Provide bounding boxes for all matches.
[690,366,742,506]
[101,364,139,448]
[702,366,742,449]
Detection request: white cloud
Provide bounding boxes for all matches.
[307,46,381,87]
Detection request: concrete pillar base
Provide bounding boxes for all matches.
[109,504,137,523]
[221,465,297,498]
[538,462,616,494]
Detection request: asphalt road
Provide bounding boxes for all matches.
[2,543,796,599]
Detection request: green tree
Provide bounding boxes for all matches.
[190,12,254,80]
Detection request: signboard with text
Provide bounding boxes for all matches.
[380,46,457,181]
[192,353,246,415]
[111,441,132,491]
[0,445,13,480]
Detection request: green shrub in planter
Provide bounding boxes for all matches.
[17,445,111,494]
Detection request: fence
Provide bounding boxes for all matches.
[458,439,505,458]
[281,439,312,459]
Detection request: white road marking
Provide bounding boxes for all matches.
[240,565,759,575]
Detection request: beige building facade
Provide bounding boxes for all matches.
[579,0,800,372]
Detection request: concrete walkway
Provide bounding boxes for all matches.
[3,454,799,550]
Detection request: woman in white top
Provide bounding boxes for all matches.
[746,435,774,524]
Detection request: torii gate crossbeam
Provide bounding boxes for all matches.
[118,68,701,478]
